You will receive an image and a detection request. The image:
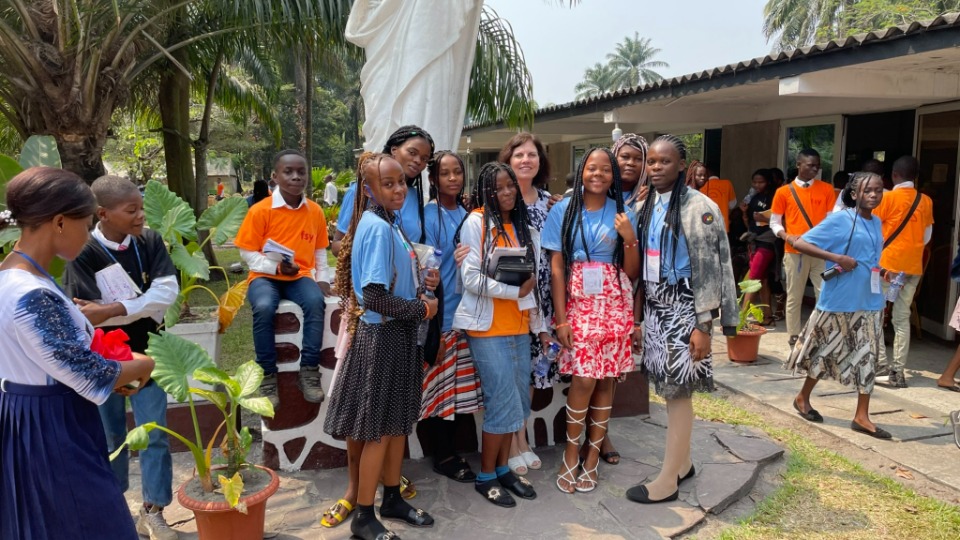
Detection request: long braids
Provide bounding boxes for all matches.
[383,125,435,243]
[560,148,626,285]
[612,133,649,208]
[637,134,688,282]
[428,150,466,242]
[336,151,390,336]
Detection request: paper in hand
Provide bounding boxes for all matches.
[95,263,142,303]
[263,238,295,263]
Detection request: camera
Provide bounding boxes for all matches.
[821,265,843,281]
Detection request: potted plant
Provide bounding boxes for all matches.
[726,279,768,363]
[142,180,249,361]
[113,331,277,540]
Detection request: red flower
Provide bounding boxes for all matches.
[90,328,134,361]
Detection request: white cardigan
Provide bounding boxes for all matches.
[452,212,548,335]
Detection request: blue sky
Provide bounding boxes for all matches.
[484,0,773,106]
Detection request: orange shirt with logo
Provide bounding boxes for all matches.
[873,187,933,275]
[466,221,530,338]
[702,178,737,232]
[234,197,330,282]
[771,180,837,254]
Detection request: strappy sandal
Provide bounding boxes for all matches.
[557,404,587,494]
[319,498,354,528]
[399,475,416,499]
[576,405,611,493]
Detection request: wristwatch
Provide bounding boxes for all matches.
[694,321,712,335]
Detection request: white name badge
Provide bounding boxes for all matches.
[644,248,661,283]
[871,268,881,294]
[582,262,603,295]
[95,263,142,303]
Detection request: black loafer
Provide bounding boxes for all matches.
[498,471,537,500]
[850,421,892,440]
[625,484,678,504]
[379,506,434,528]
[475,478,516,507]
[793,400,824,423]
[678,464,696,484]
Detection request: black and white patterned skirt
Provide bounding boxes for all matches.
[323,319,424,441]
[642,279,715,399]
[784,309,881,394]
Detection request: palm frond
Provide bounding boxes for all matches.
[468,5,535,129]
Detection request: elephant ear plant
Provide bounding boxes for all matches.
[736,278,767,332]
[111,331,275,511]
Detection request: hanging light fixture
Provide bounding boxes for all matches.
[612,123,623,141]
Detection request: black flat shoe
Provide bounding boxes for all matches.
[625,484,679,504]
[850,421,892,440]
[498,471,537,500]
[475,478,516,507]
[433,456,476,483]
[678,464,696,484]
[379,506,434,528]
[793,400,824,423]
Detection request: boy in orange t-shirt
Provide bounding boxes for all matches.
[873,156,933,387]
[702,176,737,232]
[234,150,331,407]
[770,149,837,343]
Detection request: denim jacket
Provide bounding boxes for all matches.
[677,187,739,336]
[453,212,548,335]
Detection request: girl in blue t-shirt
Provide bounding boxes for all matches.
[543,147,640,494]
[419,151,482,483]
[323,153,439,540]
[785,172,892,440]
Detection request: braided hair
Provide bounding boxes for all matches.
[637,134,689,282]
[384,125,435,243]
[560,148,626,285]
[841,172,882,209]
[612,133,649,207]
[336,151,394,336]
[685,159,705,188]
[427,150,467,243]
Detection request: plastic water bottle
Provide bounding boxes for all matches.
[535,342,562,378]
[885,271,906,302]
[418,249,443,345]
[743,187,756,205]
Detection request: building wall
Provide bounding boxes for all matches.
[720,120,781,197]
[546,142,572,195]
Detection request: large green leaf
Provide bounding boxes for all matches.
[145,331,216,402]
[164,292,184,328]
[193,366,241,397]
[18,135,61,169]
[189,387,228,411]
[234,360,263,398]
[144,180,196,243]
[197,197,248,246]
[171,242,210,280]
[112,423,153,460]
[0,154,21,182]
[0,227,20,248]
[238,396,274,418]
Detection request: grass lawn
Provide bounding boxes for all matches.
[667,392,960,539]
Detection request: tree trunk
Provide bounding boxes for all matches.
[193,48,225,275]
[56,133,108,183]
[159,4,197,212]
[304,49,314,198]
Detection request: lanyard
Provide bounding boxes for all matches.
[13,250,65,296]
[582,203,609,257]
[439,206,464,242]
[649,197,669,244]
[95,237,146,286]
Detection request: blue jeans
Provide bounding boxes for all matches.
[99,379,172,506]
[248,276,325,374]
[468,334,531,434]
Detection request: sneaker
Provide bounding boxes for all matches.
[260,373,280,409]
[298,365,325,403]
[788,335,799,347]
[890,371,908,388]
[137,505,178,540]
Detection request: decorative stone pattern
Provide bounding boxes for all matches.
[261,298,650,471]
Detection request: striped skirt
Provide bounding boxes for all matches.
[420,330,483,419]
[785,309,882,394]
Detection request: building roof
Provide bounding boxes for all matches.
[463,12,960,140]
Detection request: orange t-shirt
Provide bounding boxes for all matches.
[702,178,736,231]
[771,180,837,254]
[466,221,530,338]
[873,187,933,275]
[234,196,329,282]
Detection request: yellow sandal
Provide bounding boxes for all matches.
[320,499,354,528]
[400,475,417,499]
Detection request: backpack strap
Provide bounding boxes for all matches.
[883,191,922,249]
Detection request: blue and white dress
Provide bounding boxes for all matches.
[0,270,137,540]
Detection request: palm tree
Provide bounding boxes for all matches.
[574,62,619,101]
[762,0,851,50]
[606,33,668,88]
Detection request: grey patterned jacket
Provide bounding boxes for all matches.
[676,187,739,336]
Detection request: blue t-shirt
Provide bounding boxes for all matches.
[802,209,884,313]
[424,202,467,332]
[337,182,424,242]
[352,211,419,324]
[541,197,638,263]
[646,193,691,283]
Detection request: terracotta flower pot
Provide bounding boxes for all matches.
[177,465,280,540]
[726,325,768,363]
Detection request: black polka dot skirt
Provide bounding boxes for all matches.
[323,318,424,441]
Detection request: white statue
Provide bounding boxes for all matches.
[345,0,484,153]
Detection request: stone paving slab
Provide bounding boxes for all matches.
[714,432,785,465]
[695,463,761,514]
[123,402,785,539]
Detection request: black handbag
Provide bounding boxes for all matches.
[494,255,534,286]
